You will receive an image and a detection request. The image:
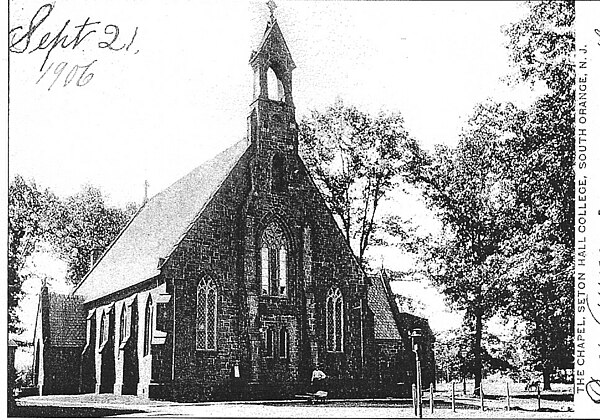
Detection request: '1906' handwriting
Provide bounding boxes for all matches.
[9,3,139,89]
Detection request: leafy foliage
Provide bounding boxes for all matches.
[498,0,574,390]
[409,0,574,392]
[503,0,574,93]
[47,185,137,285]
[8,176,58,332]
[299,99,422,267]
[409,102,521,394]
[8,176,137,333]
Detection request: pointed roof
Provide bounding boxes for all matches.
[367,272,402,340]
[47,293,87,346]
[250,20,296,70]
[73,140,250,303]
[35,288,87,347]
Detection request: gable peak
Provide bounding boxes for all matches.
[250,16,295,71]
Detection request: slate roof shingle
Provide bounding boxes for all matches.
[48,293,86,347]
[73,139,250,303]
[367,273,401,340]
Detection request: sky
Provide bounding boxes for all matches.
[9,0,536,207]
[8,0,540,336]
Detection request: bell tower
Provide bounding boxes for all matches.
[247,2,297,152]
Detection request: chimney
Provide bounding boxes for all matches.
[90,247,103,268]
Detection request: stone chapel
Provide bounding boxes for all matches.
[33,11,435,401]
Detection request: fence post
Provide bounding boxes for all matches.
[506,382,510,411]
[451,381,456,412]
[537,382,541,411]
[429,383,434,414]
[412,384,416,416]
[480,384,484,411]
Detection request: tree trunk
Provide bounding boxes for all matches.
[542,367,552,391]
[474,311,483,397]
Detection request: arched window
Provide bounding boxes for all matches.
[279,327,288,359]
[119,303,128,344]
[326,287,344,352]
[271,153,286,193]
[278,247,287,295]
[265,327,274,357]
[143,296,153,356]
[261,247,269,295]
[197,278,217,350]
[267,67,284,101]
[99,310,109,348]
[260,223,288,297]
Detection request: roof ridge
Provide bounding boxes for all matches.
[74,138,250,302]
[150,139,248,205]
[158,140,252,270]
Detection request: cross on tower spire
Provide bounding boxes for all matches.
[266,0,277,22]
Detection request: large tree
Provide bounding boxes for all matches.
[299,100,421,268]
[9,176,137,331]
[410,101,520,395]
[47,184,137,285]
[499,0,575,390]
[8,175,57,332]
[409,0,574,393]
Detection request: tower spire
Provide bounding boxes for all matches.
[248,1,298,152]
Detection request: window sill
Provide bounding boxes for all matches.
[259,295,289,300]
[195,348,218,353]
[119,336,130,350]
[98,341,108,353]
[151,330,167,345]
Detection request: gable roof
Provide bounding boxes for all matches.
[250,20,296,70]
[47,293,87,347]
[34,287,87,348]
[367,272,401,340]
[73,139,250,303]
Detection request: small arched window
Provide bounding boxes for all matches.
[143,296,153,356]
[260,223,288,297]
[267,67,284,101]
[119,303,129,344]
[326,287,344,352]
[271,153,286,193]
[99,310,109,348]
[197,278,218,350]
[265,327,274,358]
[279,327,288,359]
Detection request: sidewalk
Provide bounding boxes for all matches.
[12,393,574,418]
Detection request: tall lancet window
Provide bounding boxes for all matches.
[99,309,109,348]
[143,296,153,356]
[197,278,218,350]
[326,287,344,352]
[260,223,288,297]
[271,153,286,193]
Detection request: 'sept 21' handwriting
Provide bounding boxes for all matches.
[9,3,138,78]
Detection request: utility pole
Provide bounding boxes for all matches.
[410,329,423,419]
